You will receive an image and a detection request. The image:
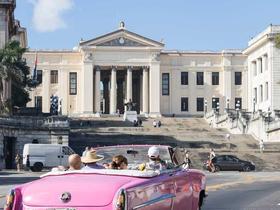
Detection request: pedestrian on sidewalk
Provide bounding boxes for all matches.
[15,153,22,172]
[225,133,231,149]
[209,148,216,172]
[259,139,264,153]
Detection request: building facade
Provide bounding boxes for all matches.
[24,23,280,117]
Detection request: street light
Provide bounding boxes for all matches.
[236,100,240,120]
[216,102,220,114]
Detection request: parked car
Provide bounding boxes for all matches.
[210,155,255,172]
[5,145,206,210]
[23,144,75,172]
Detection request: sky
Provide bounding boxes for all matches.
[15,0,280,51]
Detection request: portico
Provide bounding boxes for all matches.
[78,22,163,117]
[91,66,150,115]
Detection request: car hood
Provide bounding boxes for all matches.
[21,173,144,207]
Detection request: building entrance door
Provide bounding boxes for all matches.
[3,136,16,169]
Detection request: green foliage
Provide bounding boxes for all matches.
[275,34,280,49]
[0,41,34,114]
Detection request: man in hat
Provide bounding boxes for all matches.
[81,150,105,170]
[139,146,166,171]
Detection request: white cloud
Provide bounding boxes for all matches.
[30,0,73,32]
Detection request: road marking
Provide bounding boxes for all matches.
[207,175,254,191]
[277,203,280,206]
[207,175,280,192]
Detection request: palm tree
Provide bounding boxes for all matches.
[0,41,33,114]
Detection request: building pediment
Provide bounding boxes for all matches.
[79,28,164,48]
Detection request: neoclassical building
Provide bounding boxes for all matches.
[24,23,280,117]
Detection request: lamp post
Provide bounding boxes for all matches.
[204,99,208,114]
[236,100,240,120]
[216,102,220,115]
[253,98,256,113]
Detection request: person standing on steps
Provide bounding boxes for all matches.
[259,139,264,153]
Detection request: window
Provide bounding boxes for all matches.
[181,72,188,85]
[162,73,169,95]
[181,97,188,111]
[212,72,219,85]
[37,70,42,84]
[196,72,204,85]
[260,85,263,102]
[62,146,74,155]
[258,58,263,73]
[50,70,58,84]
[235,72,242,85]
[197,98,204,112]
[212,97,219,109]
[35,96,42,111]
[252,61,257,76]
[235,98,242,109]
[265,82,269,100]
[69,72,77,95]
[254,88,258,103]
[264,54,268,71]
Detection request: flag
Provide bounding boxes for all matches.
[32,53,38,82]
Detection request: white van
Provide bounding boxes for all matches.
[23,144,75,172]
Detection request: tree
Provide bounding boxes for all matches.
[0,41,34,114]
[275,34,280,49]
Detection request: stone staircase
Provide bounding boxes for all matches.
[69,117,280,171]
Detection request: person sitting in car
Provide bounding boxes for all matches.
[109,155,128,170]
[81,150,105,170]
[139,146,166,171]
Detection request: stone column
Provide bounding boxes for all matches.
[42,69,50,113]
[149,62,161,117]
[81,62,94,114]
[110,67,117,114]
[59,69,68,115]
[142,67,149,113]
[95,66,101,113]
[126,67,133,101]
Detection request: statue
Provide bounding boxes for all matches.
[124,99,136,111]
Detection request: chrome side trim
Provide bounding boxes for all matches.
[132,193,176,210]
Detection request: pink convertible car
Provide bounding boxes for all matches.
[4,145,206,210]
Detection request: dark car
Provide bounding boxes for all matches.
[211,155,255,172]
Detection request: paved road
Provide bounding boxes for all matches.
[204,172,280,210]
[1,170,280,209]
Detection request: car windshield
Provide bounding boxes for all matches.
[95,145,174,169]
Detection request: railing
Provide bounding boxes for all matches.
[0,116,69,129]
[266,120,280,132]
[205,110,214,119]
[0,0,15,6]
[215,113,228,124]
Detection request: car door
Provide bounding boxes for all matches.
[225,156,240,171]
[127,173,175,210]
[215,156,227,170]
[172,169,192,210]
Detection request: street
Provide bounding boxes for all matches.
[1,170,280,209]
